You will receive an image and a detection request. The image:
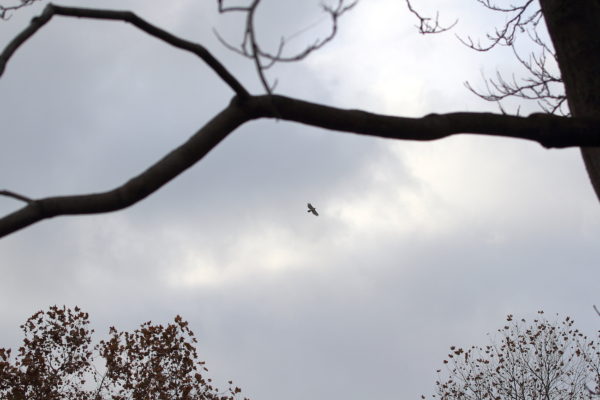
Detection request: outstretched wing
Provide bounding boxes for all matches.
[307,203,318,216]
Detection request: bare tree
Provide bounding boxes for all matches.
[1,0,599,238]
[428,312,600,400]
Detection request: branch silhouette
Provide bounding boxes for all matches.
[1,3,600,238]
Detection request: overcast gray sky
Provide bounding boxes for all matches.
[1,1,599,400]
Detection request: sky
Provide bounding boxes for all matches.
[1,1,600,399]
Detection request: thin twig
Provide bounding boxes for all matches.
[215,0,357,94]
[0,0,40,19]
[405,0,457,34]
[0,190,33,203]
[456,0,566,115]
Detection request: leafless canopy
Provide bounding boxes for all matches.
[433,312,600,400]
[407,0,566,115]
[0,2,599,238]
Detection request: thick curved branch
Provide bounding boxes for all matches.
[2,4,600,238]
[247,95,600,148]
[2,94,600,238]
[0,99,253,238]
[0,3,250,98]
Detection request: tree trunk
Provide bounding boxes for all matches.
[539,0,600,201]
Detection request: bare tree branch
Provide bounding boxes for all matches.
[404,0,457,34]
[254,95,600,149]
[0,3,250,99]
[458,0,538,51]
[404,1,566,115]
[2,91,600,238]
[0,190,32,203]
[215,0,357,94]
[1,4,600,238]
[0,98,253,238]
[0,0,40,20]
[457,0,567,115]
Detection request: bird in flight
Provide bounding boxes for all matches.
[307,203,319,216]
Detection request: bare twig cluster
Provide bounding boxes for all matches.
[460,0,567,115]
[215,0,357,94]
[405,0,567,115]
[404,0,457,34]
[0,0,40,19]
[460,0,539,51]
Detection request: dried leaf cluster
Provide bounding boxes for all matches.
[0,306,245,400]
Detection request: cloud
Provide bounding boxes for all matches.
[1,2,600,400]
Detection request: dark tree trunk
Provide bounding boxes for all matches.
[539,0,600,201]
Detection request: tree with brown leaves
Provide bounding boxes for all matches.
[0,306,245,400]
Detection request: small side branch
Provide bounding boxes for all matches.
[0,3,250,99]
[215,0,357,94]
[0,190,33,203]
[0,0,40,19]
[405,0,457,34]
[458,0,537,51]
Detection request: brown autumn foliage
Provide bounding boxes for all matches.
[0,306,245,400]
[428,311,600,400]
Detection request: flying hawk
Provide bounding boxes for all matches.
[307,203,318,216]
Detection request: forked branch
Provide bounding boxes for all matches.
[215,0,357,94]
[0,3,250,98]
[1,4,600,238]
[0,0,40,19]
[2,92,600,238]
[404,0,457,34]
[0,190,32,203]
[0,99,254,238]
